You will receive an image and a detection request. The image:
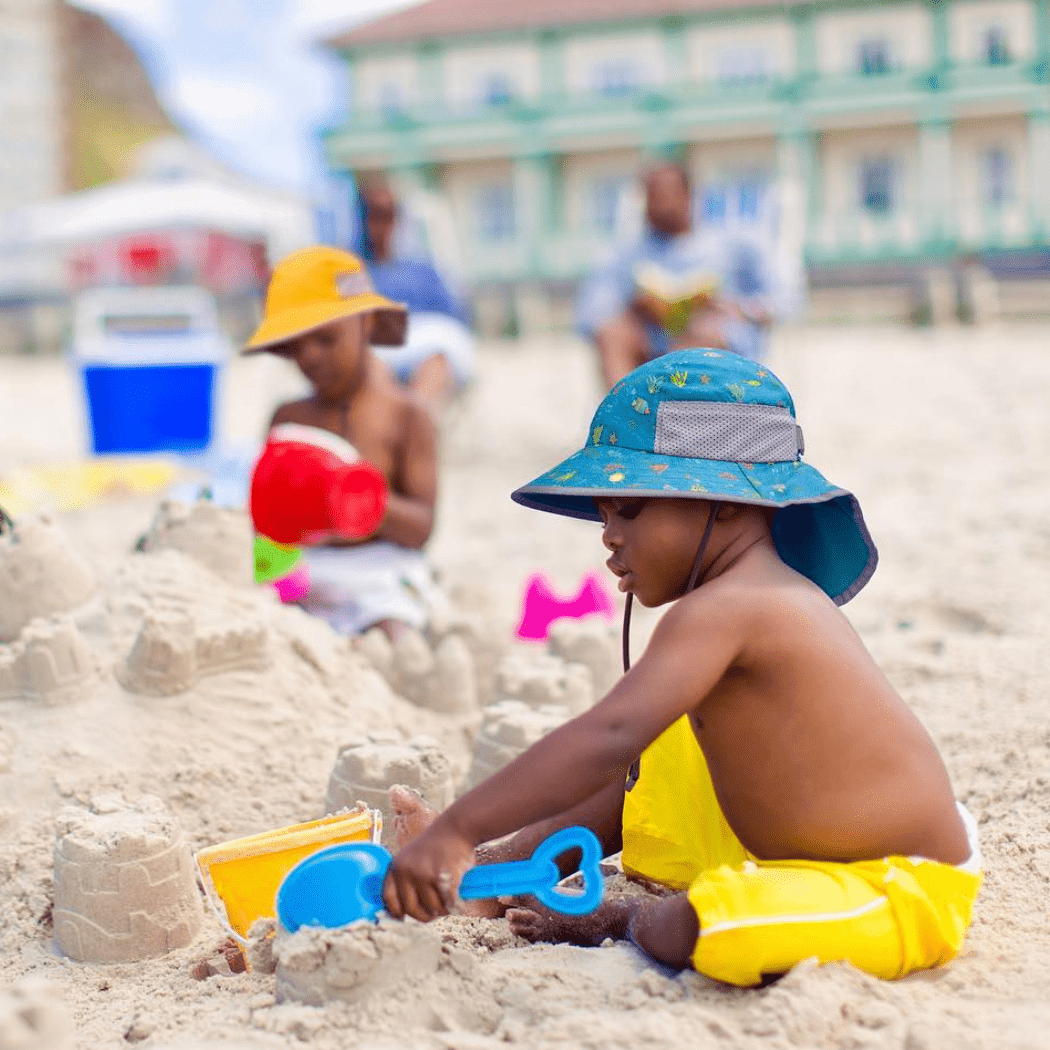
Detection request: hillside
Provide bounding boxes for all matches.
[58,2,178,190]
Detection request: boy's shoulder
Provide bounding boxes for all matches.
[371,368,436,430]
[660,554,830,649]
[269,396,321,428]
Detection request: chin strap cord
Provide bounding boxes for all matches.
[0,503,15,538]
[621,591,634,675]
[622,501,720,790]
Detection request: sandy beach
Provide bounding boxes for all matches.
[2,322,1050,1049]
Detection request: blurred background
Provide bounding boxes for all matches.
[1,0,1048,360]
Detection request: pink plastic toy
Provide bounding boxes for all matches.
[273,564,311,604]
[515,571,616,641]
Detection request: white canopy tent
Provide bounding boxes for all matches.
[0,173,315,297]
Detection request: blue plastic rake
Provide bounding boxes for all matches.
[276,825,604,932]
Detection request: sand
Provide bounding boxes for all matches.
[2,324,1050,1048]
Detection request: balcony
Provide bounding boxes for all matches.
[324,78,785,164]
[324,57,1046,167]
[806,199,1038,266]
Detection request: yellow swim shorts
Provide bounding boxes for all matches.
[621,716,983,987]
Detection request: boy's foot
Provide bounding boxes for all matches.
[387,784,505,919]
[389,784,437,853]
[507,897,636,948]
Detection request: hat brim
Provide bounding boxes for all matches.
[243,294,406,354]
[511,443,877,606]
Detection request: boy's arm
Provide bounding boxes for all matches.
[476,779,626,874]
[375,400,437,549]
[383,588,747,920]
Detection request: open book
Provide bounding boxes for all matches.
[633,261,720,336]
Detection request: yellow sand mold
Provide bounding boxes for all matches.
[196,808,380,944]
[0,458,182,516]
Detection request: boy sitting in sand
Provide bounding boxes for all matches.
[383,349,982,986]
[244,246,441,640]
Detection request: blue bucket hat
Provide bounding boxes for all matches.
[512,349,877,605]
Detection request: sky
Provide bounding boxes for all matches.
[71,0,417,196]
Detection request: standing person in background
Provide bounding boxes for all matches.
[577,160,787,388]
[357,177,476,414]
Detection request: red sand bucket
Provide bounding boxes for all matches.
[250,424,387,546]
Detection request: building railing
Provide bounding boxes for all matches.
[328,78,781,149]
[806,200,1037,265]
[454,200,1043,283]
[331,56,1047,140]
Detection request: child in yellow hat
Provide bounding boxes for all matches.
[246,245,442,639]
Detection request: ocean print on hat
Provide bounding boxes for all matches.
[511,349,877,605]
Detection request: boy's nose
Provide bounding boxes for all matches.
[296,340,324,374]
[601,521,622,551]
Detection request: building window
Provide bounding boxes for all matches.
[377,82,405,119]
[702,185,728,222]
[983,26,1011,66]
[701,176,767,224]
[717,47,770,85]
[476,184,516,242]
[982,147,1014,206]
[858,157,896,215]
[589,176,628,234]
[857,38,892,76]
[593,60,640,97]
[737,175,766,220]
[480,73,514,107]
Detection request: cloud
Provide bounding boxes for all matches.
[70,0,407,192]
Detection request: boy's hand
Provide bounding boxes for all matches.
[382,820,476,922]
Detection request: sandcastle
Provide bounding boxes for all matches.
[546,618,621,699]
[355,627,478,716]
[389,628,434,702]
[274,919,443,1008]
[354,626,394,678]
[0,515,96,643]
[427,606,506,701]
[137,499,253,587]
[491,651,593,715]
[427,634,478,715]
[325,733,455,825]
[464,700,569,790]
[0,978,75,1050]
[0,618,95,703]
[118,612,269,696]
[52,793,204,964]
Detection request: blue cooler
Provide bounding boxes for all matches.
[71,287,231,455]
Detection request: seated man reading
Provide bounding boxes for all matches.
[244,245,442,640]
[382,349,981,987]
[577,161,784,388]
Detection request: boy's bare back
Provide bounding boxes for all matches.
[637,530,969,867]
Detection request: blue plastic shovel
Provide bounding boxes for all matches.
[275,825,604,933]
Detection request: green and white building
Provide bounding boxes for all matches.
[322,0,1050,320]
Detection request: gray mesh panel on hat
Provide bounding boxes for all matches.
[335,271,375,297]
[654,401,802,463]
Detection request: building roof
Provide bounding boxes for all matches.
[326,0,788,49]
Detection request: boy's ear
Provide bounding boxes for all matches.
[370,308,408,346]
[715,503,777,528]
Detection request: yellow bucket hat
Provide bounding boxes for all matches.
[244,245,406,353]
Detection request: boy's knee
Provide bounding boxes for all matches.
[628,894,698,972]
